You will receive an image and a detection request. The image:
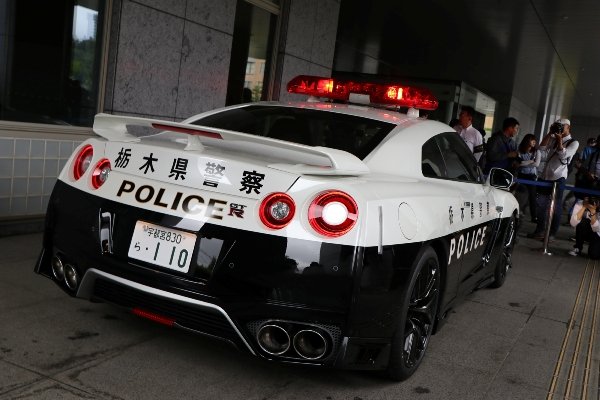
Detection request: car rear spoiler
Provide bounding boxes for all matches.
[93,113,369,176]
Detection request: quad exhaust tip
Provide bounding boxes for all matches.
[64,263,79,291]
[256,322,329,360]
[257,324,290,355]
[293,329,327,360]
[51,255,79,291]
[51,255,65,281]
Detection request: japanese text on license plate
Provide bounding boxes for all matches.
[128,221,197,273]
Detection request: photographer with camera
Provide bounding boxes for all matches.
[527,118,579,240]
[568,197,600,258]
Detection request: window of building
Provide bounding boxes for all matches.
[226,0,278,105]
[0,0,106,127]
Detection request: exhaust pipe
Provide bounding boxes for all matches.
[257,324,290,356]
[63,263,79,291]
[293,329,327,360]
[51,255,65,281]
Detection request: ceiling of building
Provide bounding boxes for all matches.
[333,0,600,128]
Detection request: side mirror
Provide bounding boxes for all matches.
[488,168,514,190]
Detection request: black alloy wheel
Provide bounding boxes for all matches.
[490,215,516,289]
[387,246,440,381]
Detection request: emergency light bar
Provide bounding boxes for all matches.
[287,75,439,110]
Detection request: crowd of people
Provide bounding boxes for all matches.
[451,106,600,259]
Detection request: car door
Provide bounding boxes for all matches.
[435,133,496,290]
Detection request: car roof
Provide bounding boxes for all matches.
[185,101,416,125]
[181,100,457,178]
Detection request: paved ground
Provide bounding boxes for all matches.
[0,219,594,400]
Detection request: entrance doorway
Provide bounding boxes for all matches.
[226,0,279,105]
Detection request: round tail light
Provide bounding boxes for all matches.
[91,158,111,189]
[259,192,295,229]
[308,191,358,237]
[72,144,93,180]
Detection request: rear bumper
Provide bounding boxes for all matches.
[78,268,256,352]
[35,180,404,370]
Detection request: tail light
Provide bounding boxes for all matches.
[308,191,358,237]
[72,144,93,180]
[91,158,111,189]
[260,192,295,229]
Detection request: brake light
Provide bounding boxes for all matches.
[287,75,438,110]
[91,158,111,189]
[151,123,223,139]
[260,193,295,229]
[308,191,358,237]
[72,144,93,180]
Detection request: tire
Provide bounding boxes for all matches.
[386,246,440,381]
[490,215,516,289]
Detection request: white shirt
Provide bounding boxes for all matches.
[570,201,600,235]
[539,135,579,180]
[457,124,483,161]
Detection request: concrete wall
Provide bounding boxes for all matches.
[278,0,340,102]
[571,115,600,145]
[104,0,341,117]
[508,95,538,144]
[103,0,236,120]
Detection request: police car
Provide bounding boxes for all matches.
[35,75,518,381]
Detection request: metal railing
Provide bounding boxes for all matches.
[514,178,600,255]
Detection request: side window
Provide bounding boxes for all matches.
[435,133,479,182]
[421,137,446,178]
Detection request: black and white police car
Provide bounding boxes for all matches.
[35,75,518,380]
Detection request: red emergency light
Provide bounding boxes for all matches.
[287,75,439,110]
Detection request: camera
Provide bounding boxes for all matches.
[549,122,564,135]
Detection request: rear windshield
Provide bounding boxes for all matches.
[190,105,396,160]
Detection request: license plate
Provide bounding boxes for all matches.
[128,221,197,273]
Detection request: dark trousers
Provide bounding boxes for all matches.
[534,177,565,236]
[574,218,600,259]
[517,173,537,220]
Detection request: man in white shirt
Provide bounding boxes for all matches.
[528,118,579,240]
[456,106,483,162]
